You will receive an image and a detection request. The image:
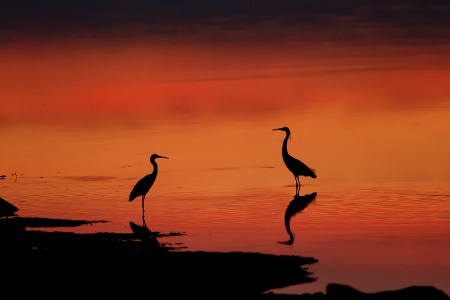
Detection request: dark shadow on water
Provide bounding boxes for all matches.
[130,210,188,250]
[0,196,19,218]
[0,193,186,251]
[0,197,446,299]
[0,197,318,298]
[0,216,318,298]
[129,217,187,251]
[278,191,317,245]
[129,220,162,248]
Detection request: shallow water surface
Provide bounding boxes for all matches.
[2,111,449,295]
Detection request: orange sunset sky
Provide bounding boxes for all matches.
[2,0,450,188]
[2,0,450,125]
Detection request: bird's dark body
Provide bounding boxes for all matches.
[129,174,156,202]
[281,140,316,179]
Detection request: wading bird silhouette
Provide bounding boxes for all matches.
[129,154,168,225]
[273,127,316,194]
[278,191,317,245]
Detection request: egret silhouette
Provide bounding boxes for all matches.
[129,154,168,225]
[273,127,316,194]
[278,192,317,245]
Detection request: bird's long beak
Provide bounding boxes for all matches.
[157,155,169,159]
[272,128,283,131]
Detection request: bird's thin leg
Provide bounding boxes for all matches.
[294,176,299,195]
[142,195,146,227]
[298,177,302,195]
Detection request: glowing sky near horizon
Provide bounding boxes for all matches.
[1,0,450,183]
[1,1,450,189]
[2,0,450,125]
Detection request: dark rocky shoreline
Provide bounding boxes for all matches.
[0,215,448,299]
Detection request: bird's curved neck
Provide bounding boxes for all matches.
[282,133,289,156]
[150,159,159,174]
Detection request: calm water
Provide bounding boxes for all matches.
[2,108,450,295]
[2,1,450,295]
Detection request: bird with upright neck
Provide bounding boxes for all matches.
[273,127,316,194]
[129,154,168,225]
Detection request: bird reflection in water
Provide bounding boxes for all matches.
[129,220,161,249]
[0,197,19,218]
[278,191,317,245]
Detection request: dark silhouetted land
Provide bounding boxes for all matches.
[0,216,448,300]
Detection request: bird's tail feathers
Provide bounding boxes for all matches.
[310,168,317,178]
